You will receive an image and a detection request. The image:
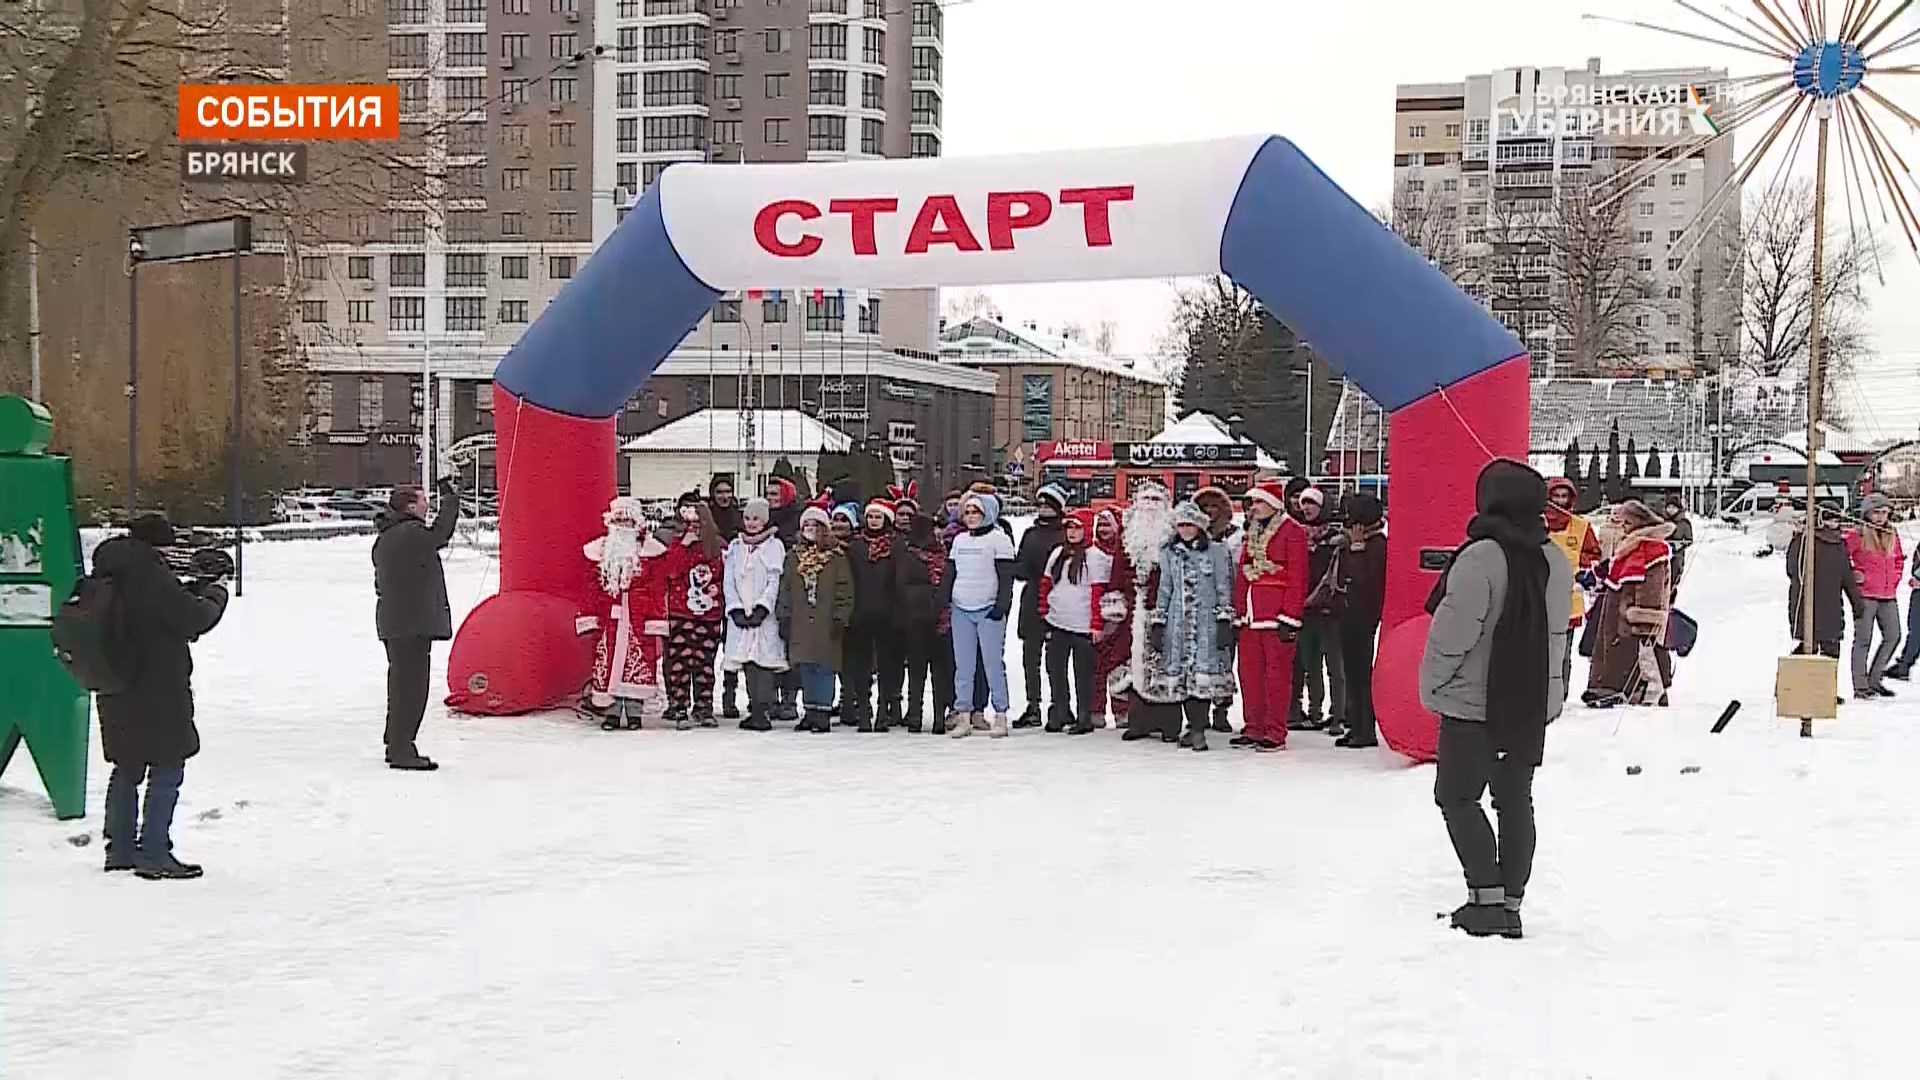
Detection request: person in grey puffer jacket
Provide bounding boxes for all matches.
[1420,460,1572,941]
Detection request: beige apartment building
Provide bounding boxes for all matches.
[1392,57,1740,379]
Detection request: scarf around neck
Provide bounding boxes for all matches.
[1426,512,1552,765]
[796,540,834,605]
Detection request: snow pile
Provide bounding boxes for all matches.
[3,525,1917,1077]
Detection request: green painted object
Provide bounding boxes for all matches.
[0,395,89,820]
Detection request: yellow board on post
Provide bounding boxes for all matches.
[1776,655,1840,721]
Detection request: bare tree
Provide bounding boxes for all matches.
[941,289,1003,326]
[1384,174,1466,282]
[1739,181,1877,382]
[1091,319,1118,355]
[1546,179,1662,375]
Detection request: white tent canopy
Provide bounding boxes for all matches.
[620,409,852,455]
[1151,411,1286,471]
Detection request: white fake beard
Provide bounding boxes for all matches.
[1122,503,1174,574]
[600,524,640,594]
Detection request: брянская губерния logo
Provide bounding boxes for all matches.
[1495,82,1722,139]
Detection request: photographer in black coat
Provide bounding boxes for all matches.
[93,514,229,880]
[372,479,459,771]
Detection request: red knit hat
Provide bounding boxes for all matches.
[770,476,798,507]
[1064,508,1095,533]
[1248,480,1289,511]
[864,497,896,523]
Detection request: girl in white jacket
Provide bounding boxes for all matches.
[1039,509,1112,735]
[722,497,788,731]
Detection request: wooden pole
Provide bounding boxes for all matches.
[1800,102,1833,737]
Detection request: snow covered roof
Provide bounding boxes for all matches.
[621,410,851,455]
[1152,412,1286,471]
[937,316,1169,385]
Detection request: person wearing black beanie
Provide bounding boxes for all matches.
[1421,459,1572,939]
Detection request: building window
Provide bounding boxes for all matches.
[549,77,577,104]
[1635,313,1651,329]
[809,0,846,11]
[1408,123,1426,138]
[763,296,789,323]
[359,378,385,428]
[1638,201,1655,216]
[713,298,743,323]
[645,69,704,107]
[714,28,741,54]
[616,72,639,111]
[863,72,885,109]
[862,26,885,64]
[644,161,671,188]
[1667,284,1684,300]
[910,132,940,157]
[1635,230,1653,243]
[448,0,484,19]
[712,120,741,145]
[617,162,638,193]
[502,0,528,12]
[501,167,527,190]
[1636,257,1654,272]
[805,293,845,331]
[499,299,529,325]
[446,253,487,288]
[1022,374,1053,440]
[911,45,939,82]
[502,256,529,280]
[766,72,789,98]
[715,74,741,99]
[809,69,847,106]
[911,89,940,126]
[644,114,705,152]
[1671,173,1688,188]
[397,78,428,116]
[550,255,577,279]
[501,33,528,60]
[1667,312,1683,327]
[809,22,846,59]
[348,300,374,324]
[1670,230,1685,244]
[549,32,579,59]
[389,297,425,332]
[617,27,638,62]
[347,256,372,280]
[808,113,845,152]
[549,211,578,238]
[299,255,327,280]
[390,253,426,287]
[1441,177,1457,193]
[450,121,485,153]
[912,0,941,37]
[1668,257,1684,271]
[390,0,427,24]
[389,33,427,68]
[765,27,792,53]
[861,117,882,155]
[502,79,530,105]
[617,117,637,153]
[447,211,483,244]
[765,117,791,145]
[550,167,576,191]
[859,297,880,334]
[552,0,576,11]
[501,212,526,236]
[443,297,484,332]
[448,31,485,66]
[1665,341,1683,354]
[1445,122,1462,138]
[300,299,327,323]
[500,124,529,148]
[644,24,701,61]
[448,164,484,193]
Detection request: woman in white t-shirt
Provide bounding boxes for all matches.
[1038,508,1112,735]
[947,491,1017,738]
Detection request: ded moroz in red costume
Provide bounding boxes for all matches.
[585,497,669,718]
[1234,480,1311,747]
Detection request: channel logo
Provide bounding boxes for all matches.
[176,85,399,141]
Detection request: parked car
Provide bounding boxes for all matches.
[273,496,343,524]
[323,498,381,521]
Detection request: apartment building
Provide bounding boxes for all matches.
[1392,57,1740,379]
[295,0,950,490]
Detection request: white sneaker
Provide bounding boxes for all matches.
[988,711,1009,739]
[948,711,975,739]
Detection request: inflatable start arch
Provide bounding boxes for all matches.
[447,136,1530,761]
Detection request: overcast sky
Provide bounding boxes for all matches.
[938,0,1920,440]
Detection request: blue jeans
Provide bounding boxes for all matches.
[1897,596,1920,670]
[792,662,837,710]
[105,763,185,862]
[951,606,1009,713]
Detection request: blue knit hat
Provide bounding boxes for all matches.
[831,502,860,524]
[962,491,1001,525]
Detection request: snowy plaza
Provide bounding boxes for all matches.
[3,521,1916,1078]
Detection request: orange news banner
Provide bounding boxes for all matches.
[177,85,400,141]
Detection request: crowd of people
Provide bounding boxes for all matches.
[567,471,1396,752]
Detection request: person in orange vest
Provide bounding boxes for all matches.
[1544,478,1601,687]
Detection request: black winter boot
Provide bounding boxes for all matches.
[1013,705,1042,729]
[136,854,205,881]
[1211,701,1234,733]
[1449,901,1521,939]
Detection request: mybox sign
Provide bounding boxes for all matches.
[1113,443,1259,466]
[658,137,1267,290]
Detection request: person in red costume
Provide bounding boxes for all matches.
[1233,479,1311,752]
[660,492,727,730]
[584,497,670,731]
[1090,507,1131,729]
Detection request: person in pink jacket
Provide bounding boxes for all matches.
[1845,493,1906,698]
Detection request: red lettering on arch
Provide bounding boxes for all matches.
[754,199,823,257]
[985,190,1052,251]
[1059,186,1135,247]
[904,195,984,255]
[827,197,899,256]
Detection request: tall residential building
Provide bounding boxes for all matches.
[295,0,952,491]
[1392,57,1740,380]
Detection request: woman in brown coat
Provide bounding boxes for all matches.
[776,506,855,732]
[1583,500,1675,707]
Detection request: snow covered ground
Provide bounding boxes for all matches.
[6,522,1920,1078]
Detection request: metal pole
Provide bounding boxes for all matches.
[127,263,139,518]
[230,251,245,598]
[1800,105,1832,738]
[421,339,434,490]
[1303,367,1314,480]
[28,227,41,402]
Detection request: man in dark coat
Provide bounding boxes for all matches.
[1010,483,1068,727]
[842,498,904,730]
[708,472,744,541]
[1661,494,1694,598]
[93,514,229,880]
[1787,505,1865,658]
[373,479,460,770]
